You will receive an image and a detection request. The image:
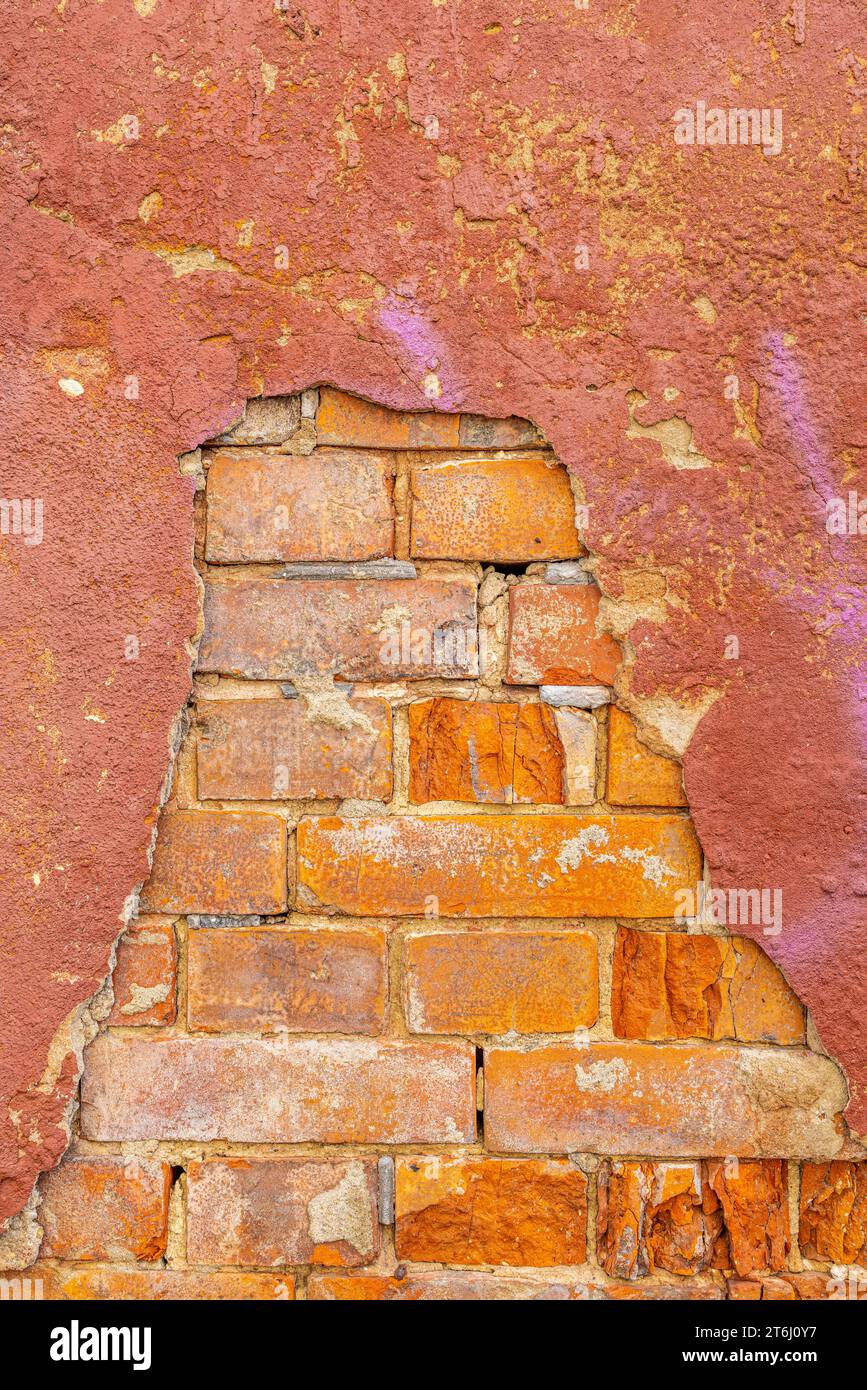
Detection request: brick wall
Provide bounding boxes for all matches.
[16,391,864,1302]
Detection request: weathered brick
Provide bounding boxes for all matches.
[198,578,478,680]
[139,810,288,916]
[607,705,686,806]
[80,1035,475,1144]
[108,920,177,1026]
[458,414,543,449]
[483,1043,845,1157]
[705,1159,789,1276]
[410,455,579,562]
[728,1273,863,1301]
[611,928,805,1044]
[39,1157,170,1262]
[196,697,393,802]
[799,1161,867,1266]
[308,1272,721,1300]
[204,449,394,563]
[12,1267,295,1300]
[598,1161,709,1279]
[187,926,386,1034]
[403,930,598,1034]
[507,582,621,685]
[186,1158,379,1267]
[316,387,460,448]
[297,814,701,918]
[408,699,570,804]
[395,1155,587,1266]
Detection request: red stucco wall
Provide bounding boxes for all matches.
[1,0,865,1242]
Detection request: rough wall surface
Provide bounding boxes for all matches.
[1,0,865,1263]
[11,397,866,1299]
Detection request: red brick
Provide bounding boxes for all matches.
[316,387,460,448]
[403,930,598,1034]
[611,928,806,1044]
[296,814,701,918]
[410,455,579,561]
[187,926,386,1034]
[198,578,478,680]
[139,810,288,916]
[705,1159,789,1276]
[13,1267,295,1300]
[507,582,621,685]
[607,706,686,806]
[39,1157,170,1262]
[108,920,177,1026]
[799,1161,867,1266]
[395,1155,587,1266]
[196,697,393,801]
[483,1043,844,1156]
[205,448,394,562]
[186,1158,379,1267]
[80,1035,475,1144]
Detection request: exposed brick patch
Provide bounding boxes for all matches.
[30,393,841,1304]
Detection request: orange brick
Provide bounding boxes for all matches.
[14,1267,295,1300]
[607,706,686,806]
[705,1160,789,1276]
[308,1272,721,1300]
[598,1161,710,1279]
[611,928,805,1044]
[187,926,386,1034]
[296,814,701,918]
[196,697,393,801]
[39,1157,170,1262]
[316,386,460,448]
[800,1161,867,1266]
[198,578,478,680]
[186,1159,379,1267]
[506,582,621,685]
[395,1155,587,1266]
[483,1043,843,1156]
[204,449,394,562]
[403,930,597,1034]
[139,810,288,916]
[108,920,177,1026]
[410,455,579,562]
[408,699,570,804]
[80,1035,475,1144]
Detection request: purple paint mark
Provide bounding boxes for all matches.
[378,291,454,408]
